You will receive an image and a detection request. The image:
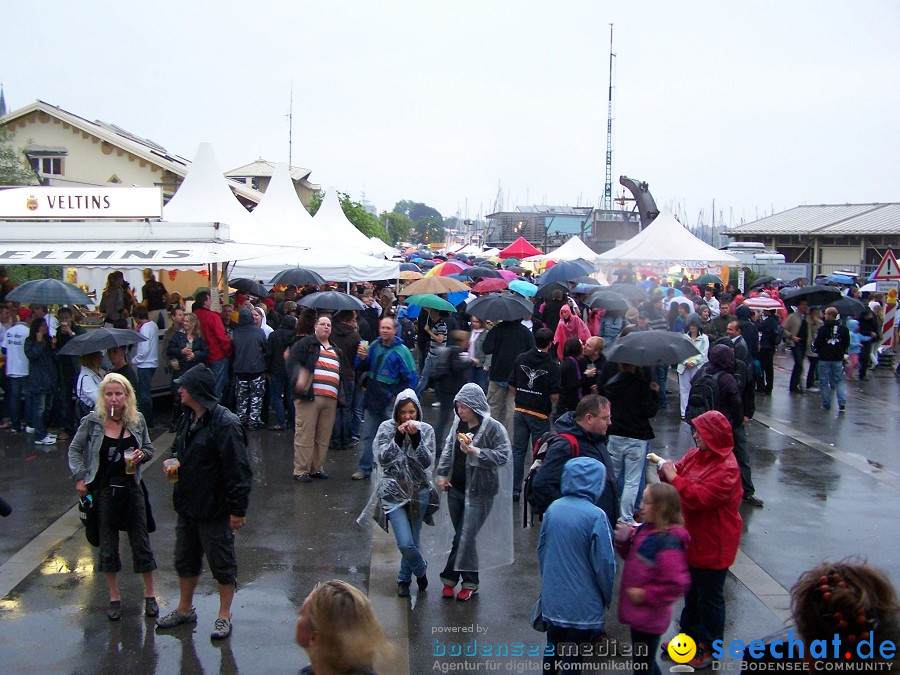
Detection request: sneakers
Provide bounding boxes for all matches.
[144,597,159,617]
[442,584,456,599]
[35,435,57,445]
[211,617,232,640]
[431,401,441,408]
[456,588,478,601]
[156,607,198,629]
[25,426,35,433]
[293,473,312,483]
[351,471,370,480]
[689,643,714,669]
[416,573,429,591]
[838,403,846,412]
[397,582,411,597]
[742,493,765,508]
[310,471,329,479]
[107,600,122,621]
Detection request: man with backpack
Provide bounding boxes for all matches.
[527,395,618,529]
[509,328,561,502]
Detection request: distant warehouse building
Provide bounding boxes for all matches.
[725,203,900,277]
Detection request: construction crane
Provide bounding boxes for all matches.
[602,24,615,211]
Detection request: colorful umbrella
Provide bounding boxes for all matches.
[426,261,467,277]
[398,270,424,280]
[498,269,519,280]
[400,262,422,272]
[401,277,470,296]
[742,296,782,310]
[472,278,509,293]
[508,280,538,297]
[405,294,457,312]
[500,257,521,268]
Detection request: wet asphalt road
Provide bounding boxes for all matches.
[1,350,898,673]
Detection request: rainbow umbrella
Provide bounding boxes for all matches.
[426,261,467,277]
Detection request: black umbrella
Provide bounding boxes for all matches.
[538,259,594,286]
[605,331,700,367]
[587,291,631,313]
[534,281,571,301]
[58,327,148,356]
[459,266,502,279]
[297,291,366,312]
[573,276,603,287]
[269,267,326,287]
[829,296,867,316]
[781,286,842,307]
[7,279,91,305]
[399,262,422,273]
[609,282,648,304]
[695,273,723,285]
[465,293,533,322]
[749,276,777,290]
[229,278,268,298]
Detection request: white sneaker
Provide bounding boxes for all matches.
[25,426,35,433]
[431,401,441,408]
[35,436,56,445]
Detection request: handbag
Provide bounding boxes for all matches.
[78,495,100,547]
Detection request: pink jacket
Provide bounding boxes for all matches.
[554,306,591,359]
[615,523,691,634]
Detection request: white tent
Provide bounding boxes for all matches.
[598,208,739,266]
[250,162,323,244]
[314,188,381,255]
[162,143,255,241]
[231,249,400,283]
[368,236,399,258]
[523,236,603,264]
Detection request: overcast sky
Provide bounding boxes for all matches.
[3,1,899,226]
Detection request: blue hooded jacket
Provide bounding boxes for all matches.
[537,457,616,631]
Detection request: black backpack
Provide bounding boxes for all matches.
[522,431,579,527]
[684,370,721,425]
[398,317,417,350]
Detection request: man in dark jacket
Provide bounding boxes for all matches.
[755,309,780,394]
[529,394,619,529]
[857,308,880,381]
[156,365,252,641]
[265,314,298,430]
[600,362,659,523]
[483,319,536,429]
[509,328,561,501]
[328,311,361,448]
[231,308,267,429]
[813,307,850,412]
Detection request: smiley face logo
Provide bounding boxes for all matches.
[667,633,697,664]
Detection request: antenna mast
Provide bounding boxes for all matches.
[287,81,294,167]
[603,24,615,211]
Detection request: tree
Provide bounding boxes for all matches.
[413,215,444,245]
[0,128,37,186]
[382,211,413,244]
[309,190,390,244]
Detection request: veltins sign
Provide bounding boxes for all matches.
[0,187,162,219]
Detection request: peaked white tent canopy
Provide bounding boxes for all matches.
[250,162,323,244]
[524,235,603,264]
[314,188,381,255]
[598,208,739,266]
[369,236,399,258]
[162,143,255,241]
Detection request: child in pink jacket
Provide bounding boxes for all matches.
[614,482,691,675]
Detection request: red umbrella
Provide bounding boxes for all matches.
[499,237,542,259]
[473,278,509,293]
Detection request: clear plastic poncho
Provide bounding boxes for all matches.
[428,383,514,572]
[357,389,440,531]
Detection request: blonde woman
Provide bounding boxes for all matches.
[296,579,389,674]
[68,373,157,621]
[75,352,104,418]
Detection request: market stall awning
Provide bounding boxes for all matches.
[230,247,400,282]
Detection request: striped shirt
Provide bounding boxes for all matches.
[312,346,340,399]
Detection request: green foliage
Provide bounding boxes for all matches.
[382,211,413,245]
[7,266,64,285]
[0,127,37,186]
[729,266,759,292]
[413,215,444,244]
[392,200,445,244]
[309,190,389,244]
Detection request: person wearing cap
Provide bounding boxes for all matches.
[156,365,252,640]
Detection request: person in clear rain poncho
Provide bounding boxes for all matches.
[434,383,513,601]
[357,389,439,598]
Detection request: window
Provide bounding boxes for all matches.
[28,156,64,175]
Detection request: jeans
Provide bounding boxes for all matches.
[655,365,668,406]
[415,353,435,397]
[630,629,662,675]
[30,391,52,439]
[469,366,489,393]
[387,488,429,583]
[732,425,754,496]
[330,381,356,447]
[818,360,846,408]
[351,381,364,441]
[789,344,805,390]
[680,566,728,647]
[512,411,550,496]
[606,435,649,523]
[7,376,31,431]
[440,487,492,589]
[136,367,155,426]
[544,624,599,674]
[269,373,292,427]
[358,403,392,475]
[208,358,229,400]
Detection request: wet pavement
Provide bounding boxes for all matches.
[1,350,898,673]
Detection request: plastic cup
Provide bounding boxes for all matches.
[124,450,136,474]
[163,458,180,483]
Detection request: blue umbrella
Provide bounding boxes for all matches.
[538,259,595,286]
[571,283,597,295]
[508,279,538,297]
[826,274,856,285]
[412,257,425,264]
[447,291,470,307]
[447,274,469,281]
[400,262,421,272]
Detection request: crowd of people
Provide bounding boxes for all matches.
[1,259,895,672]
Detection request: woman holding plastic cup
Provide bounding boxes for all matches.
[68,372,158,621]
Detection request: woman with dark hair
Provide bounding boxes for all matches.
[24,317,58,445]
[667,302,685,333]
[557,337,586,421]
